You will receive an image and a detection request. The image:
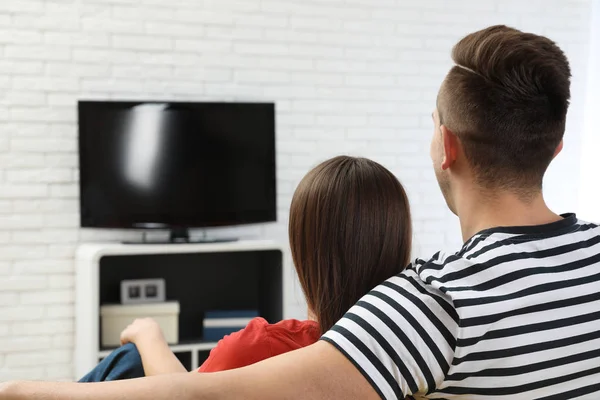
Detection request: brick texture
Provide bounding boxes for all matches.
[0,0,593,381]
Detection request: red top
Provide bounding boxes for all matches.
[198,317,321,372]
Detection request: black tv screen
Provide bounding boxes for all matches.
[78,101,276,230]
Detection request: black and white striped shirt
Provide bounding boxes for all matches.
[322,214,600,399]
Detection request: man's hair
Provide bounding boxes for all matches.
[288,156,412,333]
[438,25,571,193]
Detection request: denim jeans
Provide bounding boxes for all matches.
[78,343,145,382]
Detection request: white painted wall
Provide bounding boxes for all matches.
[579,0,600,222]
[0,0,593,380]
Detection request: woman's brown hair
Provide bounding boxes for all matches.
[289,156,412,334]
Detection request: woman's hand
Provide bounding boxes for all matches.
[120,318,166,346]
[118,318,186,376]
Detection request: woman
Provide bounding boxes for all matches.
[80,155,412,380]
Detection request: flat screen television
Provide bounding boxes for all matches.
[78,101,276,242]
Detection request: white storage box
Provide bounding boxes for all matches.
[100,302,179,347]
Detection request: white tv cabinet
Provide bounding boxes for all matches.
[75,240,284,379]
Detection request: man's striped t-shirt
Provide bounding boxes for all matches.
[322,214,600,399]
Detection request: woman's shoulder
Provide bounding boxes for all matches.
[263,318,321,355]
[225,317,320,348]
[265,318,320,337]
[234,317,320,340]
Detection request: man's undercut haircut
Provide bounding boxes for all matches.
[438,25,571,195]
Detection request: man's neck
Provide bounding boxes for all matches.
[455,188,563,242]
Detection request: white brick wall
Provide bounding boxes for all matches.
[0,0,593,381]
[580,1,600,222]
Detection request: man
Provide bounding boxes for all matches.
[3,25,600,399]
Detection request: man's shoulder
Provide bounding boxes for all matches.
[373,264,460,329]
[404,251,466,283]
[374,252,457,297]
[400,216,600,295]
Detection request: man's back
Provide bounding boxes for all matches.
[323,214,600,399]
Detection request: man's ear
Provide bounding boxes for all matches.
[553,140,564,159]
[440,125,459,170]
